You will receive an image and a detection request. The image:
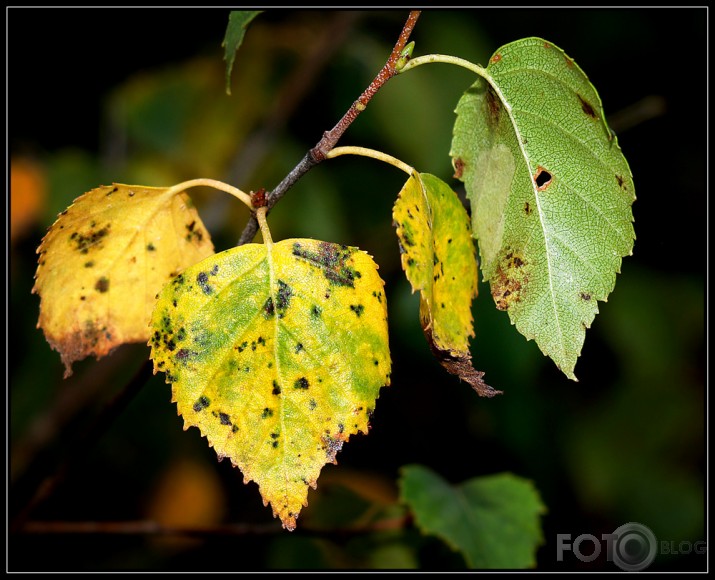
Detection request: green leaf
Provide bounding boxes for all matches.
[33,183,214,377]
[399,465,545,569]
[222,10,263,95]
[393,172,499,397]
[450,38,636,379]
[149,239,391,531]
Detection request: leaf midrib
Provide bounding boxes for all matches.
[481,70,567,362]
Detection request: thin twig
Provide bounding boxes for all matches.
[238,10,422,245]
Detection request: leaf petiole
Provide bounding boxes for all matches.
[255,206,273,247]
[165,178,253,210]
[327,146,414,176]
[397,54,488,79]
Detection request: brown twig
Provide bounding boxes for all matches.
[238,10,422,245]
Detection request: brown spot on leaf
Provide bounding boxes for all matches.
[578,94,597,118]
[453,157,465,179]
[490,52,502,64]
[580,292,592,301]
[486,86,501,124]
[492,249,529,310]
[616,174,627,190]
[45,318,119,378]
[524,202,532,215]
[543,41,551,49]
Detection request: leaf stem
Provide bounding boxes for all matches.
[327,146,414,176]
[255,206,273,246]
[165,178,253,210]
[398,53,488,79]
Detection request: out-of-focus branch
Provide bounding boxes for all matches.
[10,360,155,534]
[19,514,412,537]
[607,95,666,134]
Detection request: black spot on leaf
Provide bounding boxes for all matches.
[95,277,109,293]
[276,280,293,318]
[263,296,275,319]
[71,224,111,254]
[193,396,210,412]
[292,242,358,287]
[197,272,213,295]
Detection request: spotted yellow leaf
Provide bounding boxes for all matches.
[33,183,214,377]
[149,239,391,531]
[393,172,499,397]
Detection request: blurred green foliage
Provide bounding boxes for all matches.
[9,8,705,571]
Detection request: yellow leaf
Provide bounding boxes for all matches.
[393,173,500,397]
[150,239,391,530]
[33,183,214,377]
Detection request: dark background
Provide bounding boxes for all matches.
[8,8,706,571]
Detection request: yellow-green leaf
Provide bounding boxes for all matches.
[451,38,636,379]
[149,239,391,531]
[33,183,214,377]
[393,172,499,397]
